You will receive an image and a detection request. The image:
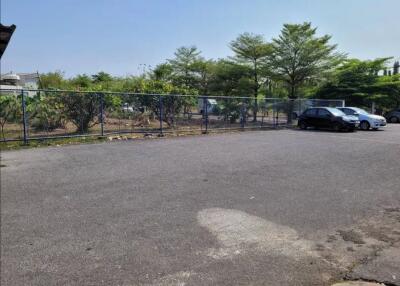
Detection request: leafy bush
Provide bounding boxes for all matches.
[56,92,101,133]
[27,95,64,131]
[212,98,244,123]
[0,94,21,140]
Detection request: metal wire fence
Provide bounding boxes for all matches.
[0,89,345,142]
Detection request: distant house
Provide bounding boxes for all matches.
[17,73,40,89]
[0,72,40,96]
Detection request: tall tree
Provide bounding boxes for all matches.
[210,60,253,97]
[269,22,343,122]
[230,33,272,121]
[209,60,253,123]
[168,46,201,88]
[151,63,174,82]
[191,59,216,95]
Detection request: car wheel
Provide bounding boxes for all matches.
[360,121,370,130]
[333,123,341,132]
[389,116,399,123]
[299,121,308,130]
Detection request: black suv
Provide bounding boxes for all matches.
[298,107,360,132]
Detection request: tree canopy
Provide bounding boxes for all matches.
[269,22,344,99]
[316,58,400,108]
[31,22,399,112]
[230,33,273,121]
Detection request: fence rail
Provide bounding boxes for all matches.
[0,89,345,142]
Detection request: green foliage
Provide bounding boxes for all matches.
[133,79,197,126]
[27,93,64,131]
[168,46,202,88]
[56,92,101,133]
[270,22,343,99]
[153,47,217,98]
[70,74,93,89]
[372,74,400,108]
[94,72,113,90]
[191,59,216,95]
[207,60,253,122]
[92,72,113,83]
[230,33,273,121]
[151,63,174,82]
[316,58,398,108]
[0,94,21,140]
[209,60,253,97]
[104,94,123,111]
[39,71,66,89]
[28,22,398,121]
[230,33,272,65]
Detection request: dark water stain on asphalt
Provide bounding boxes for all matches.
[337,230,366,245]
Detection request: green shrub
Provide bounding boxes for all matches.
[0,94,21,140]
[27,95,64,131]
[56,92,101,133]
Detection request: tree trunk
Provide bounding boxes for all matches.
[253,60,258,122]
[80,120,90,134]
[287,84,296,124]
[1,123,5,141]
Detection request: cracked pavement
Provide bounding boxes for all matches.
[1,125,400,285]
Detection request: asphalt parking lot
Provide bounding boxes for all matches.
[1,125,400,286]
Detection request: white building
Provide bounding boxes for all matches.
[0,72,40,96]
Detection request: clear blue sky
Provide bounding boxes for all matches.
[1,0,399,77]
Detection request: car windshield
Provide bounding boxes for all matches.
[350,107,369,115]
[326,108,345,116]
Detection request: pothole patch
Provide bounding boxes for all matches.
[197,208,316,259]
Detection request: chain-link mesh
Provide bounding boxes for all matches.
[0,89,345,142]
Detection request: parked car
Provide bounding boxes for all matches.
[337,107,387,130]
[121,103,145,114]
[122,103,134,113]
[198,98,218,114]
[298,107,360,132]
[384,108,400,123]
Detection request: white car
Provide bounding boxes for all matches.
[122,103,134,113]
[338,107,387,130]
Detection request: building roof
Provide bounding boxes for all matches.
[0,24,16,58]
[1,72,39,82]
